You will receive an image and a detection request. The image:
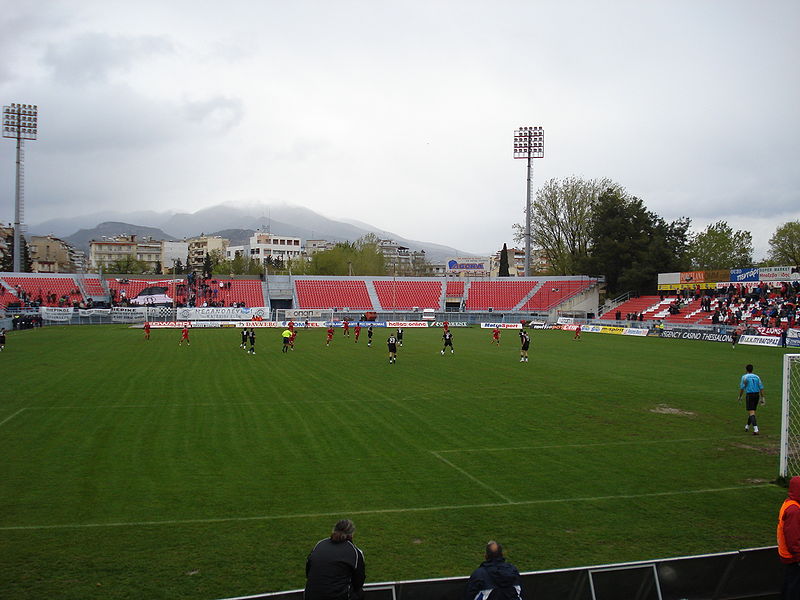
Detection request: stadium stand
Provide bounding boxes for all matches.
[295,279,373,309]
[464,280,537,311]
[445,280,465,297]
[520,279,594,311]
[81,276,106,297]
[373,280,442,310]
[1,275,84,306]
[600,295,662,320]
[105,278,265,307]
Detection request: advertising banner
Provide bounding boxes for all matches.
[754,326,784,337]
[705,269,730,283]
[680,271,705,284]
[660,329,734,343]
[557,317,574,325]
[658,282,717,291]
[431,321,469,327]
[657,272,681,285]
[285,309,326,319]
[759,266,800,282]
[739,335,781,347]
[730,268,760,283]
[446,257,491,276]
[111,307,148,322]
[40,307,74,321]
[481,322,523,329]
[78,308,111,317]
[386,321,429,328]
[176,307,269,321]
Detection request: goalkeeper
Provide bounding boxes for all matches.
[738,364,765,435]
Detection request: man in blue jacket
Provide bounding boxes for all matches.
[464,540,523,600]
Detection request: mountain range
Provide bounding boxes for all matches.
[29,203,475,263]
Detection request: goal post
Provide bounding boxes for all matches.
[779,354,800,478]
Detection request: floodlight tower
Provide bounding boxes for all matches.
[3,102,38,272]
[513,126,544,276]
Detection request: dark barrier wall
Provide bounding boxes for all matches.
[219,547,781,600]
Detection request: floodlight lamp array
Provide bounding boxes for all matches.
[3,103,38,140]
[513,125,544,159]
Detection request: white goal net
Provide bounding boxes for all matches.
[780,354,800,478]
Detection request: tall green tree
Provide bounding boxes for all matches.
[202,252,213,279]
[499,243,510,277]
[768,221,800,265]
[688,221,753,270]
[308,235,385,275]
[514,176,613,275]
[581,188,691,294]
[107,255,149,274]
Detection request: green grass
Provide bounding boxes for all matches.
[0,324,793,599]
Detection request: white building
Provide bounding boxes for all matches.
[161,240,190,272]
[226,231,302,266]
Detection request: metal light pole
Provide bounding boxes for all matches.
[513,126,544,276]
[3,103,38,273]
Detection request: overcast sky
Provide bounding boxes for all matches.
[1,0,798,259]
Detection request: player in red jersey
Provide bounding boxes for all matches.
[290,329,297,350]
[354,323,361,343]
[573,324,581,340]
[288,320,295,333]
[343,319,350,337]
[491,327,501,345]
[179,326,190,346]
[144,321,151,340]
[326,326,334,346]
[443,321,450,333]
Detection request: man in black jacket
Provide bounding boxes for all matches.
[464,541,523,600]
[305,519,365,600]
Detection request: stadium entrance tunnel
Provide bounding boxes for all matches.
[217,546,781,599]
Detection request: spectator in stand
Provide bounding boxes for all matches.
[304,519,365,600]
[464,540,523,600]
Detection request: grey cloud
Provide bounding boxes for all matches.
[43,33,173,84]
[181,96,244,131]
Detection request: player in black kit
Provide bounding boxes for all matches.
[248,327,256,355]
[396,327,404,347]
[240,327,248,349]
[367,325,373,347]
[387,334,398,364]
[441,330,454,355]
[519,331,530,362]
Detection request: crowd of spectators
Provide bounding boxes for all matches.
[110,275,248,308]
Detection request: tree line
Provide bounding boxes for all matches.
[513,176,800,294]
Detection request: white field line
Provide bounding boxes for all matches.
[0,484,773,532]
[430,451,513,504]
[0,408,26,427]
[433,436,748,454]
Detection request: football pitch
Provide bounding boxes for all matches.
[0,324,792,599]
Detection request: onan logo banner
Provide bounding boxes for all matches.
[730,268,759,283]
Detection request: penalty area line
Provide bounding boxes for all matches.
[433,436,747,454]
[0,408,27,428]
[0,484,773,532]
[430,451,513,504]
